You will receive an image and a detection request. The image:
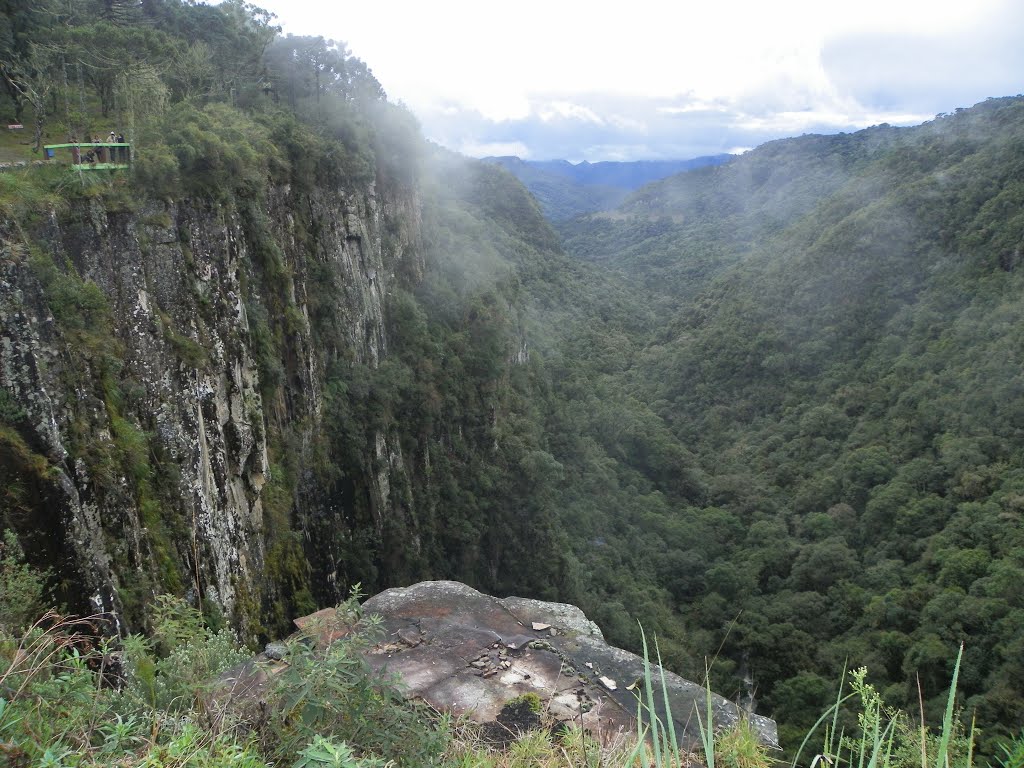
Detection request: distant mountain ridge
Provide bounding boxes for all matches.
[482,154,732,220]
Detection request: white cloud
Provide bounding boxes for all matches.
[537,101,605,125]
[732,108,935,134]
[459,140,531,159]
[250,0,1023,160]
[658,101,730,115]
[607,114,648,133]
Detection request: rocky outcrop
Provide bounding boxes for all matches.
[295,581,778,749]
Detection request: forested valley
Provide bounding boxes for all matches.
[1,0,1024,762]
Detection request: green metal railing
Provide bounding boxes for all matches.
[43,142,131,170]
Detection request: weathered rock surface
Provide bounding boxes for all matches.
[303,581,778,749]
[0,177,424,635]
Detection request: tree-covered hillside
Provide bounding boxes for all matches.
[553,97,1024,754]
[4,0,1024,760]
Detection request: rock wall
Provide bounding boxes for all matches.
[0,175,423,636]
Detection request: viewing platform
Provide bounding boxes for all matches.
[43,142,132,170]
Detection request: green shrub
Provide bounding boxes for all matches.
[136,721,270,767]
[791,645,975,768]
[263,594,448,767]
[716,718,773,768]
[294,735,389,768]
[0,389,27,425]
[151,103,282,202]
[0,530,49,633]
[993,730,1024,768]
[27,250,112,335]
[132,139,181,200]
[121,595,249,712]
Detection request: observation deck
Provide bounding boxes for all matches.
[43,142,132,170]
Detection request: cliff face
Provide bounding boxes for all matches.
[0,175,424,637]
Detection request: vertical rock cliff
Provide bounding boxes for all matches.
[0,123,572,641]
[0,171,427,636]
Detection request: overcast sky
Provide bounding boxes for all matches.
[252,0,1024,162]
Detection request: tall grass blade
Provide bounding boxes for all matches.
[934,643,964,768]
[638,624,663,767]
[695,660,716,768]
[790,669,855,768]
[864,716,897,768]
[917,674,928,768]
[965,712,976,768]
[654,635,681,766]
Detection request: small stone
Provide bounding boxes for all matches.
[264,642,288,661]
[599,676,617,691]
[585,662,593,669]
[471,660,487,668]
[549,628,558,636]
[397,627,421,646]
[532,622,551,631]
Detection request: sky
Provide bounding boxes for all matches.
[251,0,1024,162]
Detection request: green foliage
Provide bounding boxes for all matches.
[160,320,210,369]
[716,719,773,768]
[264,595,447,766]
[541,96,1024,761]
[149,593,208,652]
[0,530,48,633]
[993,730,1024,768]
[27,249,112,335]
[623,625,683,768]
[0,595,456,766]
[136,102,282,201]
[792,649,975,768]
[294,736,389,768]
[7,1,1024,759]
[135,723,270,768]
[506,692,543,715]
[0,389,26,425]
[0,168,65,222]
[119,595,248,712]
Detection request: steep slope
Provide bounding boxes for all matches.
[0,140,589,639]
[0,0,584,641]
[556,96,1024,752]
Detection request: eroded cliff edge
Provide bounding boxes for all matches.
[0,143,573,642]
[222,581,778,751]
[1,174,425,636]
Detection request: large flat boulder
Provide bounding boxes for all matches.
[351,581,778,749]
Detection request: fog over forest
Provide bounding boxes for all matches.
[1,1,1024,766]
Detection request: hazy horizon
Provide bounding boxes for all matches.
[248,0,1024,162]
